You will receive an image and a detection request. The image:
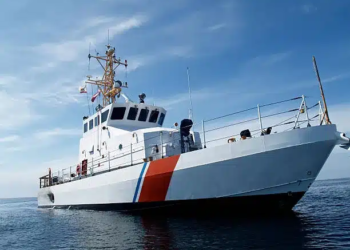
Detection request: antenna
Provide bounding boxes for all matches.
[312,56,331,125]
[107,29,110,46]
[187,67,194,121]
[88,42,91,71]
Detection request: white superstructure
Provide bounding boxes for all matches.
[37,43,350,214]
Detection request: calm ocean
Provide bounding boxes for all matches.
[1,178,349,250]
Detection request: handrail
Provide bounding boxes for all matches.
[204,96,302,123]
[43,95,325,187]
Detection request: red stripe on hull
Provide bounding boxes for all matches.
[138,155,180,202]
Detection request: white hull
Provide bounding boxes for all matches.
[38,125,339,212]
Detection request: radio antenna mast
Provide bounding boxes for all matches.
[85,39,128,107]
[187,67,194,121]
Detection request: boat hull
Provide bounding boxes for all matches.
[38,192,306,215]
[38,125,338,213]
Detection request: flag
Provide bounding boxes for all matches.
[79,86,87,93]
[91,89,101,102]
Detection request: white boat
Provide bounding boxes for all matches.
[37,43,350,214]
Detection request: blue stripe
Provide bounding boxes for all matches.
[133,162,148,203]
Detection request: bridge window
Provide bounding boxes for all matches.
[111,107,126,120]
[84,123,88,133]
[89,119,93,130]
[95,115,100,126]
[101,109,109,123]
[158,113,165,126]
[138,109,149,122]
[149,110,159,123]
[127,107,138,120]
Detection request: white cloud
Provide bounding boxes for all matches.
[0,155,78,198]
[34,128,81,140]
[301,4,317,14]
[0,75,19,86]
[0,135,20,143]
[207,23,227,31]
[0,91,41,130]
[32,15,148,64]
[246,52,292,68]
[155,87,226,110]
[5,146,22,152]
[323,73,350,84]
[83,16,115,29]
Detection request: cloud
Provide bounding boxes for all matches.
[34,128,81,140]
[0,91,41,130]
[0,155,78,198]
[0,135,20,143]
[207,23,227,31]
[323,73,350,84]
[155,87,227,110]
[246,51,293,68]
[32,15,148,64]
[5,146,23,152]
[301,4,317,14]
[0,75,18,86]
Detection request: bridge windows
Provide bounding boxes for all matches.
[127,107,138,120]
[89,119,94,130]
[84,123,88,133]
[111,107,126,120]
[101,109,109,123]
[95,115,100,126]
[138,109,149,122]
[158,113,165,126]
[149,110,159,123]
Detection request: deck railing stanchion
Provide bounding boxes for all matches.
[318,101,324,125]
[257,104,263,134]
[160,131,163,158]
[202,120,206,148]
[108,152,111,171]
[91,157,93,176]
[303,95,310,127]
[130,143,133,165]
[294,96,305,129]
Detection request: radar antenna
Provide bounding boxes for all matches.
[85,41,128,107]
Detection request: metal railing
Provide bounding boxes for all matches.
[45,95,326,187]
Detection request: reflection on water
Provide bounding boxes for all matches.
[138,212,317,250]
[0,178,349,249]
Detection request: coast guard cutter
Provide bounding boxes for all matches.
[38,42,350,213]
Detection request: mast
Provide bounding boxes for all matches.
[86,43,128,108]
[312,56,331,125]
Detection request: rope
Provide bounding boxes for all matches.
[259,96,302,108]
[261,108,299,119]
[205,117,259,133]
[204,107,257,122]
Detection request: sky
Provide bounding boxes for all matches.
[0,0,349,198]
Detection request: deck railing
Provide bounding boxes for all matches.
[45,95,325,187]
